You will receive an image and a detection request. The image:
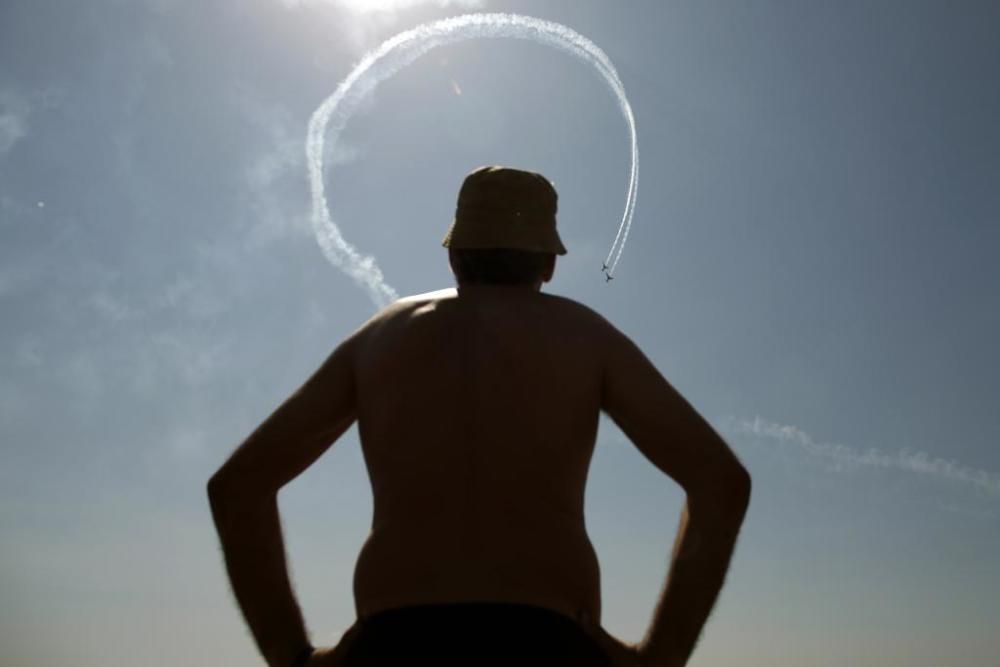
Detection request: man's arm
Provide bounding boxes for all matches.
[600,324,751,667]
[207,332,360,667]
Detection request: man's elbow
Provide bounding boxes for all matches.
[690,462,751,518]
[727,463,751,511]
[207,467,277,508]
[206,468,235,504]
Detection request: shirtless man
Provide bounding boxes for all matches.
[208,166,751,666]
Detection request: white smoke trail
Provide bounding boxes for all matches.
[307,12,639,307]
[726,416,1000,497]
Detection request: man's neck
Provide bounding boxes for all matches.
[456,282,543,296]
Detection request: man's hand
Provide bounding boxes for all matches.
[303,622,365,667]
[302,646,339,666]
[586,625,648,667]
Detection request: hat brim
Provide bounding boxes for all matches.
[441,217,567,255]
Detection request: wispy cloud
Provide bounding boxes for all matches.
[0,89,30,154]
[723,416,1000,496]
[235,89,365,249]
[280,0,485,13]
[150,331,231,388]
[163,425,210,460]
[0,262,37,299]
[0,377,28,425]
[13,335,44,368]
[0,87,63,156]
[89,290,137,324]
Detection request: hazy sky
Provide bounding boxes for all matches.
[2,1,998,665]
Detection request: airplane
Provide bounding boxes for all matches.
[604,273,614,282]
[601,262,609,272]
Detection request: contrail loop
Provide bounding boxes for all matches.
[307,13,639,307]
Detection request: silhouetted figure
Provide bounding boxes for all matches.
[208,166,751,666]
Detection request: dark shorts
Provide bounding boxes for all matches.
[339,602,612,666]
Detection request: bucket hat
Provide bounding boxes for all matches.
[441,166,567,255]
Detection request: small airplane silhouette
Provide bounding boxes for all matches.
[605,273,614,282]
[601,262,609,272]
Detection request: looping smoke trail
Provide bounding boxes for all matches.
[308,13,639,307]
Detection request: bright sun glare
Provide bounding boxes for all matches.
[339,0,435,13]
[299,0,480,16]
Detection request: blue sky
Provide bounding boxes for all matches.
[2,1,998,665]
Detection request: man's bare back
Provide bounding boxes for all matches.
[351,284,608,626]
[208,166,749,667]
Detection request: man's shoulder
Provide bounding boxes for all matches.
[538,292,614,328]
[356,288,458,328]
[397,287,459,304]
[357,288,615,335]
